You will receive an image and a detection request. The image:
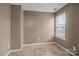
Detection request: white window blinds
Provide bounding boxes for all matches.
[56,12,65,39]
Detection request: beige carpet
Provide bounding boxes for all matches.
[8,44,70,56]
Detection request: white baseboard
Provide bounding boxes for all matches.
[5,47,23,56]
[5,42,55,56]
[22,42,55,48]
[5,42,75,56]
[5,50,12,56]
[55,42,76,56]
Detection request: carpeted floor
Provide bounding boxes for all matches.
[8,44,70,56]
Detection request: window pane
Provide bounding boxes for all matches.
[56,12,65,39]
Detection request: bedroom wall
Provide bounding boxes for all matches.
[0,4,11,56]
[54,4,79,55]
[24,11,54,44]
[11,5,23,50]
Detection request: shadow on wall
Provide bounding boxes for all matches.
[48,37,55,42]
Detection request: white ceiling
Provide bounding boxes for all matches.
[12,3,67,13]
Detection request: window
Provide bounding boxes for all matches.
[56,12,65,40]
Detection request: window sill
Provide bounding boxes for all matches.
[55,36,65,40]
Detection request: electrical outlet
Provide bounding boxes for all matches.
[38,38,40,40]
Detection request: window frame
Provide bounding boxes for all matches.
[55,12,66,40]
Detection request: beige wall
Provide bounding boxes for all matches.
[54,4,79,55]
[11,5,22,50]
[24,11,54,44]
[1,3,79,55]
[0,4,11,55]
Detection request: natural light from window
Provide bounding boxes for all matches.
[56,12,65,40]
